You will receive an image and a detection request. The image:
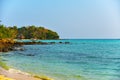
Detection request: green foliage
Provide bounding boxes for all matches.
[46,30,59,39]
[0,25,59,39]
[0,25,17,39]
[18,25,59,39]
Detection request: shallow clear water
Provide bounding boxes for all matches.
[1,39,120,80]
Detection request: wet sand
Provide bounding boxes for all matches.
[0,67,50,80]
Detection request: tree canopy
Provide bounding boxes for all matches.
[0,25,59,39]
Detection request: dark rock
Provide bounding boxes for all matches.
[65,42,70,44]
[59,42,62,44]
[40,42,48,45]
[50,42,55,44]
[0,48,2,52]
[2,48,9,52]
[26,54,35,56]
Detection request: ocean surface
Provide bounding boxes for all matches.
[1,39,120,80]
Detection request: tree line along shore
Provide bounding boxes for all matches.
[0,25,59,39]
[0,24,60,52]
[0,24,59,80]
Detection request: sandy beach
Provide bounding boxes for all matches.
[0,39,54,80]
[0,67,52,80]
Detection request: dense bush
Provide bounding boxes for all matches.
[0,25,59,39]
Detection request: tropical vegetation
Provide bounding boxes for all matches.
[0,25,59,39]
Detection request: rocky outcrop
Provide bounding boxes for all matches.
[0,39,70,52]
[0,39,15,52]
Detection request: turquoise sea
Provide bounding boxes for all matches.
[1,39,120,80]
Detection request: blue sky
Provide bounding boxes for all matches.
[0,0,120,39]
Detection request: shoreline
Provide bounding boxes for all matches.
[0,67,53,80]
[0,38,53,80]
[0,39,70,52]
[0,39,69,80]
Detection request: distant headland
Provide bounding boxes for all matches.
[0,24,59,52]
[0,24,59,40]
